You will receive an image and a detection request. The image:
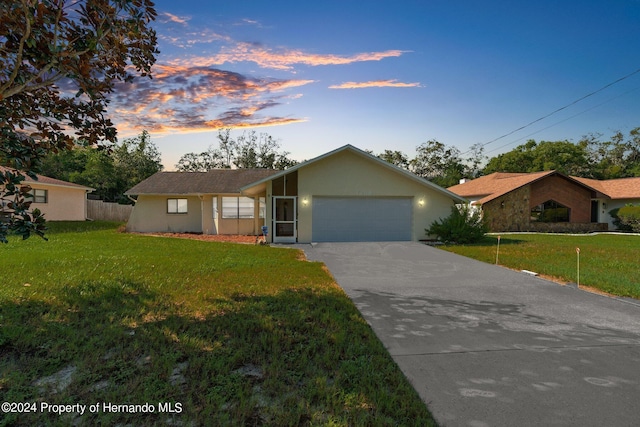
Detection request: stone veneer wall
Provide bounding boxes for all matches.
[483,186,531,232]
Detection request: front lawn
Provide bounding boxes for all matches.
[0,222,434,426]
[438,233,640,299]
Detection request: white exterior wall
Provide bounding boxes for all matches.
[30,183,88,221]
[606,198,639,230]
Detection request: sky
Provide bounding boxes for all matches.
[108,0,640,170]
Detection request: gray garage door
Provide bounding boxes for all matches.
[312,197,412,242]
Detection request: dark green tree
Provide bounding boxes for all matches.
[70,149,118,201]
[233,130,296,169]
[582,128,640,179]
[112,130,164,201]
[40,131,163,202]
[483,139,592,176]
[410,139,465,187]
[483,129,640,179]
[175,129,297,171]
[463,143,487,179]
[377,150,411,169]
[174,150,224,172]
[0,0,158,242]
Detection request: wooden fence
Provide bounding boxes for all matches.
[87,199,133,222]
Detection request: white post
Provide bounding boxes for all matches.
[496,235,501,265]
[576,247,580,287]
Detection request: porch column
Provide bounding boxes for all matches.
[254,196,260,235]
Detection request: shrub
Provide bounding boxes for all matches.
[609,208,631,231]
[426,204,488,244]
[617,205,640,232]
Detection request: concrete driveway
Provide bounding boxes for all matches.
[299,242,640,427]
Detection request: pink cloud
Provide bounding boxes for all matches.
[178,44,409,70]
[109,63,313,135]
[329,79,422,89]
[161,12,189,25]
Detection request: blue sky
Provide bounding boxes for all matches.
[109,0,640,169]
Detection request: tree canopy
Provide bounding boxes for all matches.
[373,128,640,188]
[374,140,486,188]
[409,140,466,187]
[483,139,592,176]
[0,0,158,242]
[40,131,163,203]
[581,128,640,179]
[176,129,298,171]
[483,128,640,179]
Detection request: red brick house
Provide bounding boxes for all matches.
[447,171,640,232]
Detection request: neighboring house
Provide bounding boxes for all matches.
[448,171,640,232]
[573,176,640,230]
[125,144,466,242]
[0,166,94,221]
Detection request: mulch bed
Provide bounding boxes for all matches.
[138,232,260,244]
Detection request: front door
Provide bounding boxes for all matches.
[273,196,297,243]
[591,200,599,223]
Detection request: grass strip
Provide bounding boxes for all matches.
[438,233,640,299]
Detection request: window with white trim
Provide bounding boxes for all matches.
[167,198,188,214]
[222,197,256,218]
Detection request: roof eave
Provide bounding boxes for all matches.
[27,180,94,192]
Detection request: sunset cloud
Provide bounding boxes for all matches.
[110,16,413,137]
[329,79,422,89]
[109,63,314,135]
[159,29,232,49]
[161,12,190,25]
[180,44,409,70]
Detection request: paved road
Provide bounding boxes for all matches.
[298,242,640,427]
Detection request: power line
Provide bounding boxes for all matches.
[484,85,640,155]
[469,67,640,153]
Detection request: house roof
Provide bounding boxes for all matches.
[240,144,467,203]
[125,168,280,195]
[448,171,556,204]
[447,171,606,205]
[573,176,640,199]
[0,166,94,191]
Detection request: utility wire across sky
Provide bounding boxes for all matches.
[465,67,640,155]
[483,85,640,155]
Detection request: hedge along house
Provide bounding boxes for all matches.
[447,171,612,233]
[240,144,466,243]
[125,169,279,235]
[0,166,94,221]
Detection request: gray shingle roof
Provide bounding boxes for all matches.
[125,169,280,195]
[0,166,94,191]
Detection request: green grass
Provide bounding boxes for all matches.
[438,233,640,299]
[0,222,434,426]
